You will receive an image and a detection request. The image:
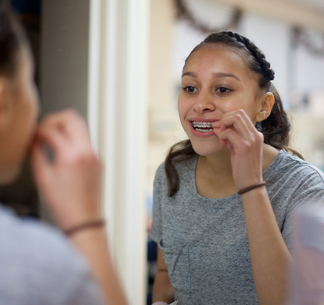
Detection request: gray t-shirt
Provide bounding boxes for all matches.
[151,150,324,305]
[0,205,104,305]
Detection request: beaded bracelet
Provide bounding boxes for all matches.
[64,219,105,236]
[238,181,266,195]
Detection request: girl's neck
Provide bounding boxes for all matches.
[198,148,233,180]
[195,149,235,199]
[195,144,279,199]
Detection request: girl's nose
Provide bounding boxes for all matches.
[193,91,216,114]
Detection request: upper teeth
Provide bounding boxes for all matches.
[192,121,213,128]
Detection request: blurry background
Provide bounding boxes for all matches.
[1,0,324,304]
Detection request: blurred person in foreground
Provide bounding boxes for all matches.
[0,1,127,304]
[286,205,324,305]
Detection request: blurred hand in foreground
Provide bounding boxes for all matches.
[30,109,128,305]
[30,109,102,230]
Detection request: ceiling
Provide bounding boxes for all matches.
[287,0,324,12]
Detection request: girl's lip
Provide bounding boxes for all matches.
[189,118,219,123]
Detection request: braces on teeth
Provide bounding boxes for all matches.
[192,121,213,128]
[192,121,214,132]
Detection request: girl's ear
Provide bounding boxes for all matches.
[255,92,275,122]
[0,78,13,130]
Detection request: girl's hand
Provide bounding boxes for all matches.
[212,109,264,190]
[30,109,102,230]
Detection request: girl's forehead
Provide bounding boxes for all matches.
[186,44,247,66]
[183,44,252,77]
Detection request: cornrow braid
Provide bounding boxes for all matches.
[222,31,275,85]
[165,31,302,197]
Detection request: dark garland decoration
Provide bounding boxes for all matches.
[175,0,243,33]
[292,26,324,57]
[175,0,324,58]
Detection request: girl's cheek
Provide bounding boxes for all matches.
[221,103,236,113]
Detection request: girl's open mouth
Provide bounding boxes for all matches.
[191,121,214,132]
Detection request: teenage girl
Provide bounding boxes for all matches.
[151,32,324,305]
[0,1,127,304]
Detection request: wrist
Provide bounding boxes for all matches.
[240,184,268,203]
[67,225,108,251]
[64,219,106,237]
[238,181,266,195]
[55,208,101,230]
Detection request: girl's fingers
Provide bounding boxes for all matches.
[30,140,53,188]
[54,110,90,148]
[213,109,258,140]
[216,115,250,139]
[38,110,92,159]
[36,125,68,156]
[214,124,227,146]
[222,109,255,132]
[217,124,263,154]
[217,128,245,149]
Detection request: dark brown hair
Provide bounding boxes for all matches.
[0,0,28,77]
[165,31,302,197]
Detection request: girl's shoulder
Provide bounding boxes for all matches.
[265,150,324,195]
[153,155,198,198]
[155,155,198,181]
[268,150,323,177]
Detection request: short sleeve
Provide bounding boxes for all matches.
[151,163,165,243]
[281,166,324,249]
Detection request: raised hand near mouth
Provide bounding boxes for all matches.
[30,109,102,230]
[212,109,264,190]
[30,109,128,305]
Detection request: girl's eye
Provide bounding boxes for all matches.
[217,87,231,94]
[183,86,198,93]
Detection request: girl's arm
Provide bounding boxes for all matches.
[69,227,128,305]
[214,109,292,305]
[241,186,292,305]
[30,110,128,305]
[152,247,175,303]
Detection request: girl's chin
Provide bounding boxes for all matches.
[191,141,228,157]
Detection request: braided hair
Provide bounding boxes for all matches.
[203,32,275,88]
[165,31,302,197]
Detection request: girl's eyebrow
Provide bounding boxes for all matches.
[212,72,241,81]
[182,71,240,81]
[182,71,197,78]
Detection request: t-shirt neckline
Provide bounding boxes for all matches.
[190,149,284,201]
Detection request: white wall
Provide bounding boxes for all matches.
[294,30,324,93]
[240,13,291,105]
